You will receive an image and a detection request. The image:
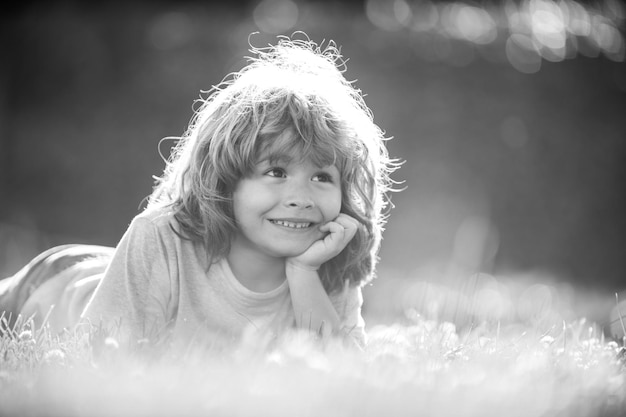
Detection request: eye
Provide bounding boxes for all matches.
[312,172,334,183]
[265,167,286,178]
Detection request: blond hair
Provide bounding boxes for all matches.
[148,35,399,293]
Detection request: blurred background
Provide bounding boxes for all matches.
[1,0,625,332]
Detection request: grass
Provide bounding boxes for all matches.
[1,305,625,417]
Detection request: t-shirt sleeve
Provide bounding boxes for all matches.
[331,283,367,348]
[80,215,173,342]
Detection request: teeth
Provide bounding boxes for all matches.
[272,220,311,229]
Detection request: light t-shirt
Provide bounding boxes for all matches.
[80,208,366,347]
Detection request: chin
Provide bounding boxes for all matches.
[267,243,311,259]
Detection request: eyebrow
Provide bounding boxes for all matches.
[256,154,339,171]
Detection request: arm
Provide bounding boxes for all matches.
[286,214,360,339]
[286,263,340,336]
[80,215,173,343]
[287,264,367,349]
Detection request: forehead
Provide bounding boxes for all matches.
[255,129,339,168]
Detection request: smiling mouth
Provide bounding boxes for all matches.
[269,220,313,229]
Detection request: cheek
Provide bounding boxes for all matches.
[232,182,275,221]
[324,188,343,219]
[231,183,255,223]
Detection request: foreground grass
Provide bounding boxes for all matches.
[1,313,624,417]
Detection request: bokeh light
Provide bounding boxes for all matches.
[253,0,299,35]
[363,0,625,72]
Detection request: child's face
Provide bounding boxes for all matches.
[231,153,342,261]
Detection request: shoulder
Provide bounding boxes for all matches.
[134,206,177,227]
[112,207,187,260]
[127,206,183,239]
[123,206,207,266]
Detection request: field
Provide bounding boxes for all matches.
[1,1,625,416]
[1,291,625,417]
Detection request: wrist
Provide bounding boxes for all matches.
[286,259,320,272]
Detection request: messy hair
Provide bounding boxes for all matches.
[148,35,400,294]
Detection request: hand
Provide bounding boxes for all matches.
[287,213,360,271]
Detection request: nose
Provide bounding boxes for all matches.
[283,182,315,209]
[285,198,314,209]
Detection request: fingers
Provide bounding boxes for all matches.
[319,213,359,231]
[319,214,360,248]
[332,214,359,243]
[334,213,360,234]
[288,214,362,269]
